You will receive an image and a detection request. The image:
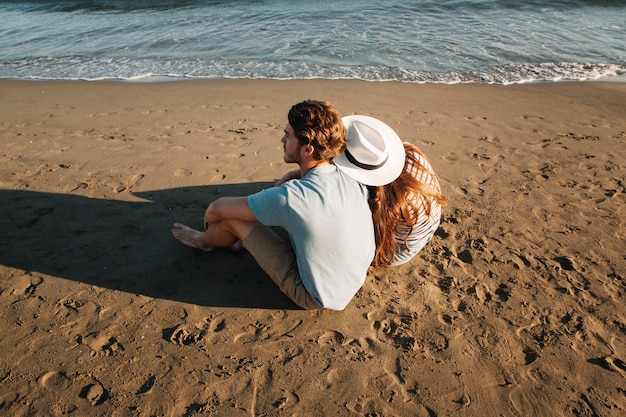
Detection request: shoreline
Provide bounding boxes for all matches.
[2,74,626,84]
[1,78,625,416]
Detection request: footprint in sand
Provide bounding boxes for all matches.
[165,324,206,346]
[174,168,192,177]
[165,315,225,345]
[136,374,156,395]
[553,255,576,272]
[317,330,345,346]
[522,115,545,122]
[11,273,44,298]
[234,316,302,344]
[441,152,459,161]
[523,347,539,365]
[271,390,300,411]
[233,322,271,344]
[479,135,501,143]
[78,377,107,406]
[368,307,449,360]
[441,178,468,195]
[589,356,626,378]
[604,356,626,377]
[456,249,473,264]
[417,328,450,360]
[81,333,125,357]
[344,364,430,416]
[495,283,512,303]
[462,115,488,127]
[39,372,108,407]
[39,371,71,390]
[370,315,417,352]
[316,330,377,361]
[469,283,493,304]
[114,173,145,193]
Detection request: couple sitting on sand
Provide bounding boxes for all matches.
[172,100,445,310]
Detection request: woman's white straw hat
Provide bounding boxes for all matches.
[334,115,406,186]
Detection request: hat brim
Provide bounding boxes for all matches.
[334,115,406,186]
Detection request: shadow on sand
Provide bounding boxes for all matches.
[0,182,300,309]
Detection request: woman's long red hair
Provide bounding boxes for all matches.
[368,142,446,267]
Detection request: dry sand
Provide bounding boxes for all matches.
[1,79,625,416]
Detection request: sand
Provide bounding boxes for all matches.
[1,79,625,416]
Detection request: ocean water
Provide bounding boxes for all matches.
[0,0,625,84]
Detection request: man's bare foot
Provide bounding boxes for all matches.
[172,223,215,252]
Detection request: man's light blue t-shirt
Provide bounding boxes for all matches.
[247,164,375,310]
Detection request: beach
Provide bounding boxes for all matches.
[1,79,625,416]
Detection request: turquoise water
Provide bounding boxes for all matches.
[1,0,624,83]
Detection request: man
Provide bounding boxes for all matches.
[172,100,375,310]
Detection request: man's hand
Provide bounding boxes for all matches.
[275,169,301,186]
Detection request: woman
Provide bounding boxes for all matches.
[334,116,446,267]
[367,142,445,266]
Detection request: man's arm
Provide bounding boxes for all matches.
[204,196,256,225]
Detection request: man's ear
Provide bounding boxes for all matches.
[302,143,315,157]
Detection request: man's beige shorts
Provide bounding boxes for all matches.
[243,224,320,309]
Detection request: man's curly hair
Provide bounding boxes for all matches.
[288,100,346,161]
